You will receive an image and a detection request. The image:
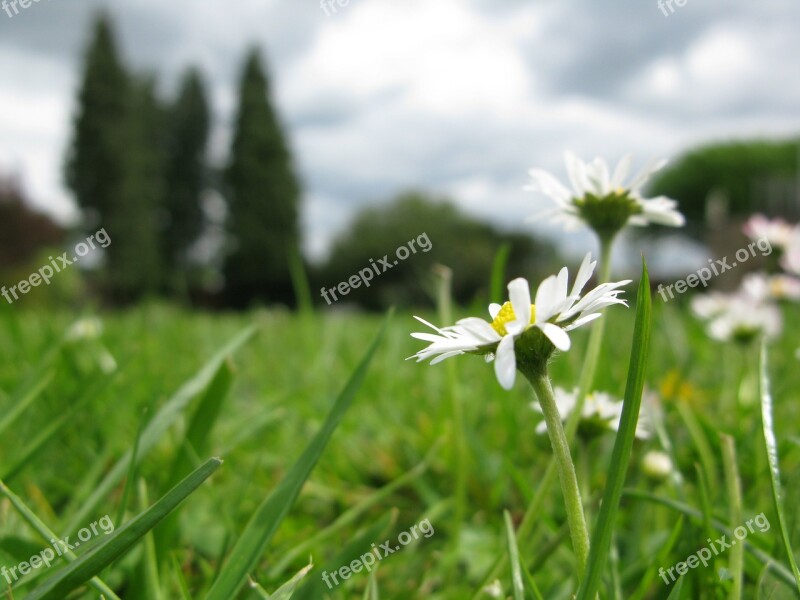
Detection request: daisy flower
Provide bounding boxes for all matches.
[743,214,796,250]
[531,387,651,440]
[742,272,800,302]
[409,253,631,389]
[525,151,685,238]
[691,289,782,343]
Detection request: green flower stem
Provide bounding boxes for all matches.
[569,233,615,438]
[523,366,590,575]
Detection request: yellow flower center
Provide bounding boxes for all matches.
[490,301,536,336]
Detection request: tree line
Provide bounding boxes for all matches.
[64,13,300,307]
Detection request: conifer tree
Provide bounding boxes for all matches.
[224,47,301,306]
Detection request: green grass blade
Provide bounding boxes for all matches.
[203,313,391,600]
[289,246,314,317]
[2,373,115,481]
[267,444,436,578]
[156,360,235,556]
[759,342,800,595]
[623,489,800,595]
[364,571,380,600]
[577,257,652,599]
[293,510,395,599]
[666,575,685,599]
[23,457,222,600]
[66,325,257,532]
[520,559,544,600]
[116,406,149,527]
[265,562,313,599]
[503,511,525,600]
[721,434,743,600]
[489,242,511,304]
[0,479,121,600]
[0,370,54,437]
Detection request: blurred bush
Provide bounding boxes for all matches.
[649,138,800,236]
[315,191,560,309]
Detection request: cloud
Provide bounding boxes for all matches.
[1,0,799,264]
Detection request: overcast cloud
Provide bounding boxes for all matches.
[1,0,798,265]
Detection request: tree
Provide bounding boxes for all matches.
[162,68,210,286]
[64,13,128,222]
[65,14,168,302]
[105,76,166,299]
[319,192,558,309]
[224,47,301,307]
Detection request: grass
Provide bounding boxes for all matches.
[0,295,799,598]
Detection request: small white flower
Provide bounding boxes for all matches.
[409,253,631,390]
[525,151,685,234]
[642,450,674,480]
[742,272,800,302]
[531,387,651,440]
[691,289,782,342]
[65,317,103,341]
[743,214,796,250]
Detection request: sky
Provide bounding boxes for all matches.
[1,0,799,269]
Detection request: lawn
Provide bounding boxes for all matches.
[1,295,799,599]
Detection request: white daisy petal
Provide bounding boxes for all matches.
[494,335,517,390]
[538,322,571,351]
[571,252,596,296]
[507,278,531,331]
[563,313,602,331]
[611,154,632,188]
[489,303,502,319]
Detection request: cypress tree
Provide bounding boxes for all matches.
[163,68,210,288]
[64,13,128,222]
[224,47,301,306]
[106,76,166,300]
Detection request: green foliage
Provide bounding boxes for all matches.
[106,76,167,300]
[648,139,800,233]
[319,192,558,309]
[64,13,129,220]
[1,305,800,598]
[162,68,211,284]
[224,48,301,307]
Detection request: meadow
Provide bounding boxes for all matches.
[1,290,799,599]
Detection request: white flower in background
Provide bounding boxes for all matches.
[531,387,651,439]
[409,253,631,390]
[642,450,674,481]
[782,231,800,275]
[743,214,796,250]
[65,317,103,341]
[525,151,685,236]
[742,273,800,302]
[691,290,782,343]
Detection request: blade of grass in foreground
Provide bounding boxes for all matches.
[759,343,800,595]
[623,489,800,595]
[24,457,222,600]
[203,312,391,600]
[66,325,257,532]
[504,510,525,600]
[721,435,743,600]
[293,510,395,599]
[666,575,685,599]
[576,257,652,599]
[0,479,120,600]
